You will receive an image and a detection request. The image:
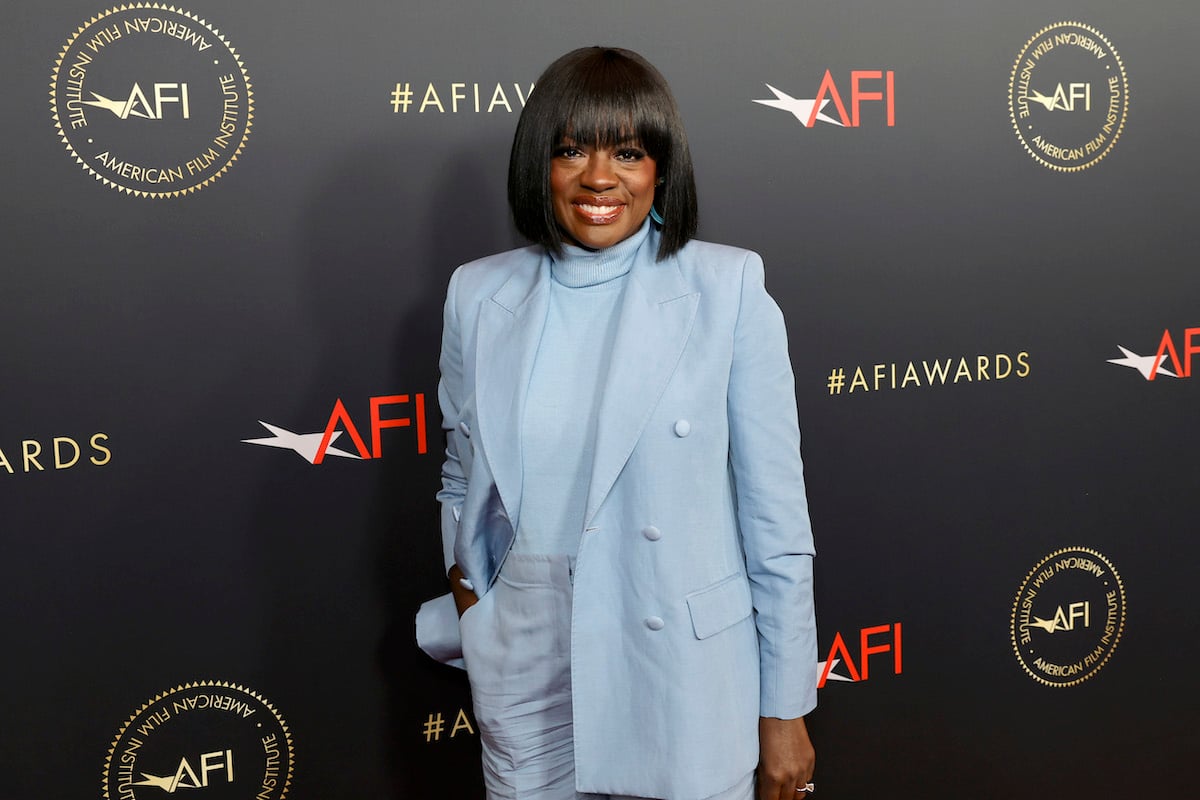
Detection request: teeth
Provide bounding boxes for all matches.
[578,204,621,215]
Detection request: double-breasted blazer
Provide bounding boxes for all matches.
[416,226,817,800]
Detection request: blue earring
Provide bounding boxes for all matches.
[650,177,665,225]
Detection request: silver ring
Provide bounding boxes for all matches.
[796,783,815,794]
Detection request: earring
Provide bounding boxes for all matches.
[649,204,665,225]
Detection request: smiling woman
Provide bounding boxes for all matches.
[416,46,818,800]
[507,47,697,261]
[549,140,658,250]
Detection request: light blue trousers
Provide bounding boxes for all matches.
[460,552,754,800]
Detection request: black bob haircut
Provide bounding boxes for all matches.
[508,47,699,261]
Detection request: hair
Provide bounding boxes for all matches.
[508,47,699,261]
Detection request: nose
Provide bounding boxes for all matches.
[580,153,618,191]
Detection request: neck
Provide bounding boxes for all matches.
[550,219,652,289]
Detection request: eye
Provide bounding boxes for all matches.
[615,147,646,162]
[553,144,583,159]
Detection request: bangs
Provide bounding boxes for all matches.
[554,64,673,161]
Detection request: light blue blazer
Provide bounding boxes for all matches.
[416,227,817,800]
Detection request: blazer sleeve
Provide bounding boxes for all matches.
[727,251,818,719]
[435,266,467,573]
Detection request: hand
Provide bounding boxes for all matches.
[757,716,815,800]
[447,564,479,618]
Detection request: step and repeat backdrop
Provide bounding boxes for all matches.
[3,0,1196,797]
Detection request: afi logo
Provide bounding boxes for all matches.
[817,622,902,687]
[1026,601,1089,634]
[1108,326,1200,380]
[1028,83,1091,111]
[243,394,428,464]
[134,749,233,793]
[754,70,895,128]
[84,82,190,119]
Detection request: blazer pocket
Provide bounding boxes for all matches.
[686,572,753,640]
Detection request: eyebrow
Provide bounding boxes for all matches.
[556,136,643,148]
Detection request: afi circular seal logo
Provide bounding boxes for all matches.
[50,4,253,198]
[103,681,293,799]
[1010,547,1126,687]
[1008,21,1129,172]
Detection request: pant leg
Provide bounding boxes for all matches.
[460,553,577,800]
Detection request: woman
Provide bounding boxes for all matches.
[416,47,817,800]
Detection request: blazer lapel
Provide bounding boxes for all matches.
[474,257,551,531]
[584,257,699,526]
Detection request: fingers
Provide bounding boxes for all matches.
[756,772,810,800]
[758,716,815,800]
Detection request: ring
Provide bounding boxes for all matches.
[796,783,814,793]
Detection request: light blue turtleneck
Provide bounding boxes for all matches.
[512,219,653,556]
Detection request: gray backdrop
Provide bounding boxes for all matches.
[3,1,1197,797]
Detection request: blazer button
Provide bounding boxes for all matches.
[642,525,662,541]
[458,420,471,437]
[673,419,691,438]
[645,616,665,631]
[458,577,474,591]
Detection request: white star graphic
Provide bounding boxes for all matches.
[1106,346,1178,380]
[133,773,177,791]
[752,84,845,127]
[816,657,855,683]
[242,421,362,464]
[82,92,151,119]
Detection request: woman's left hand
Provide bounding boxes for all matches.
[757,716,815,800]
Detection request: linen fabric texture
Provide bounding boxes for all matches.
[416,225,817,800]
[464,553,755,800]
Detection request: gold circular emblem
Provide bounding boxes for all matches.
[102,680,293,799]
[50,3,253,198]
[1008,21,1129,172]
[1010,547,1126,687]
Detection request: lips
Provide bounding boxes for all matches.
[572,198,626,224]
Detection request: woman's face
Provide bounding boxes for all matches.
[550,138,658,250]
